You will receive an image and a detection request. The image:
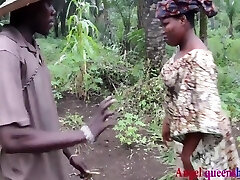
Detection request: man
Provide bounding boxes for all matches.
[0,0,116,179]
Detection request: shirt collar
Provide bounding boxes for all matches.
[1,25,39,54]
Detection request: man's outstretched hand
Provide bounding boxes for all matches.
[69,96,117,178]
[88,96,117,141]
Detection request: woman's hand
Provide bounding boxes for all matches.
[162,117,172,147]
[87,96,117,141]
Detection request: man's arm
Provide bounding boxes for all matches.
[0,96,116,154]
[0,47,116,154]
[0,125,86,154]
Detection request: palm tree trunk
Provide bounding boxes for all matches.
[144,0,166,76]
[102,0,112,45]
[137,0,144,29]
[54,18,59,38]
[199,10,208,45]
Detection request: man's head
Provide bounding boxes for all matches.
[10,0,56,35]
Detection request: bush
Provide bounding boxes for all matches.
[208,33,240,120]
[37,37,66,64]
[59,112,84,130]
[114,76,165,146]
[114,113,146,146]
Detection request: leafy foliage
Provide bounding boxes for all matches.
[37,38,66,63]
[60,0,100,99]
[114,113,146,146]
[208,30,240,119]
[114,76,165,146]
[41,0,146,101]
[59,112,84,130]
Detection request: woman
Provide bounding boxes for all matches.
[156,0,240,179]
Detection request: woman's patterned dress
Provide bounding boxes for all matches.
[161,49,240,179]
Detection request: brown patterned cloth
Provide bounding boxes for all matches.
[156,0,217,19]
[161,49,240,175]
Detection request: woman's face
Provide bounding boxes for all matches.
[160,16,187,46]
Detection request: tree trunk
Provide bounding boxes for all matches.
[102,0,112,45]
[54,18,59,38]
[122,18,131,52]
[137,0,144,29]
[53,0,65,13]
[199,10,208,45]
[229,18,234,38]
[60,11,67,36]
[143,0,166,76]
[60,0,72,37]
[53,0,66,37]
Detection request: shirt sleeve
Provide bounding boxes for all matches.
[179,51,223,136]
[192,53,222,124]
[0,50,30,127]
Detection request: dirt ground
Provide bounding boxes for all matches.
[57,94,240,180]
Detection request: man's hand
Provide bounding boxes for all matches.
[69,155,100,179]
[63,149,92,178]
[87,96,117,141]
[69,155,89,177]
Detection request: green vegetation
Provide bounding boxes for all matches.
[208,30,240,120]
[114,76,165,146]
[33,0,240,179]
[59,112,84,130]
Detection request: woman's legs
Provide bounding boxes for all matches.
[181,133,203,180]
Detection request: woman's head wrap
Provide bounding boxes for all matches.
[156,0,217,19]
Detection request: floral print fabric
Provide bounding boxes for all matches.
[156,0,217,19]
[161,49,240,178]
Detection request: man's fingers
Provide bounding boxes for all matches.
[101,99,117,112]
[77,165,87,174]
[105,119,117,128]
[103,110,115,120]
[79,162,88,171]
[100,120,117,132]
[99,96,113,106]
[79,172,92,179]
